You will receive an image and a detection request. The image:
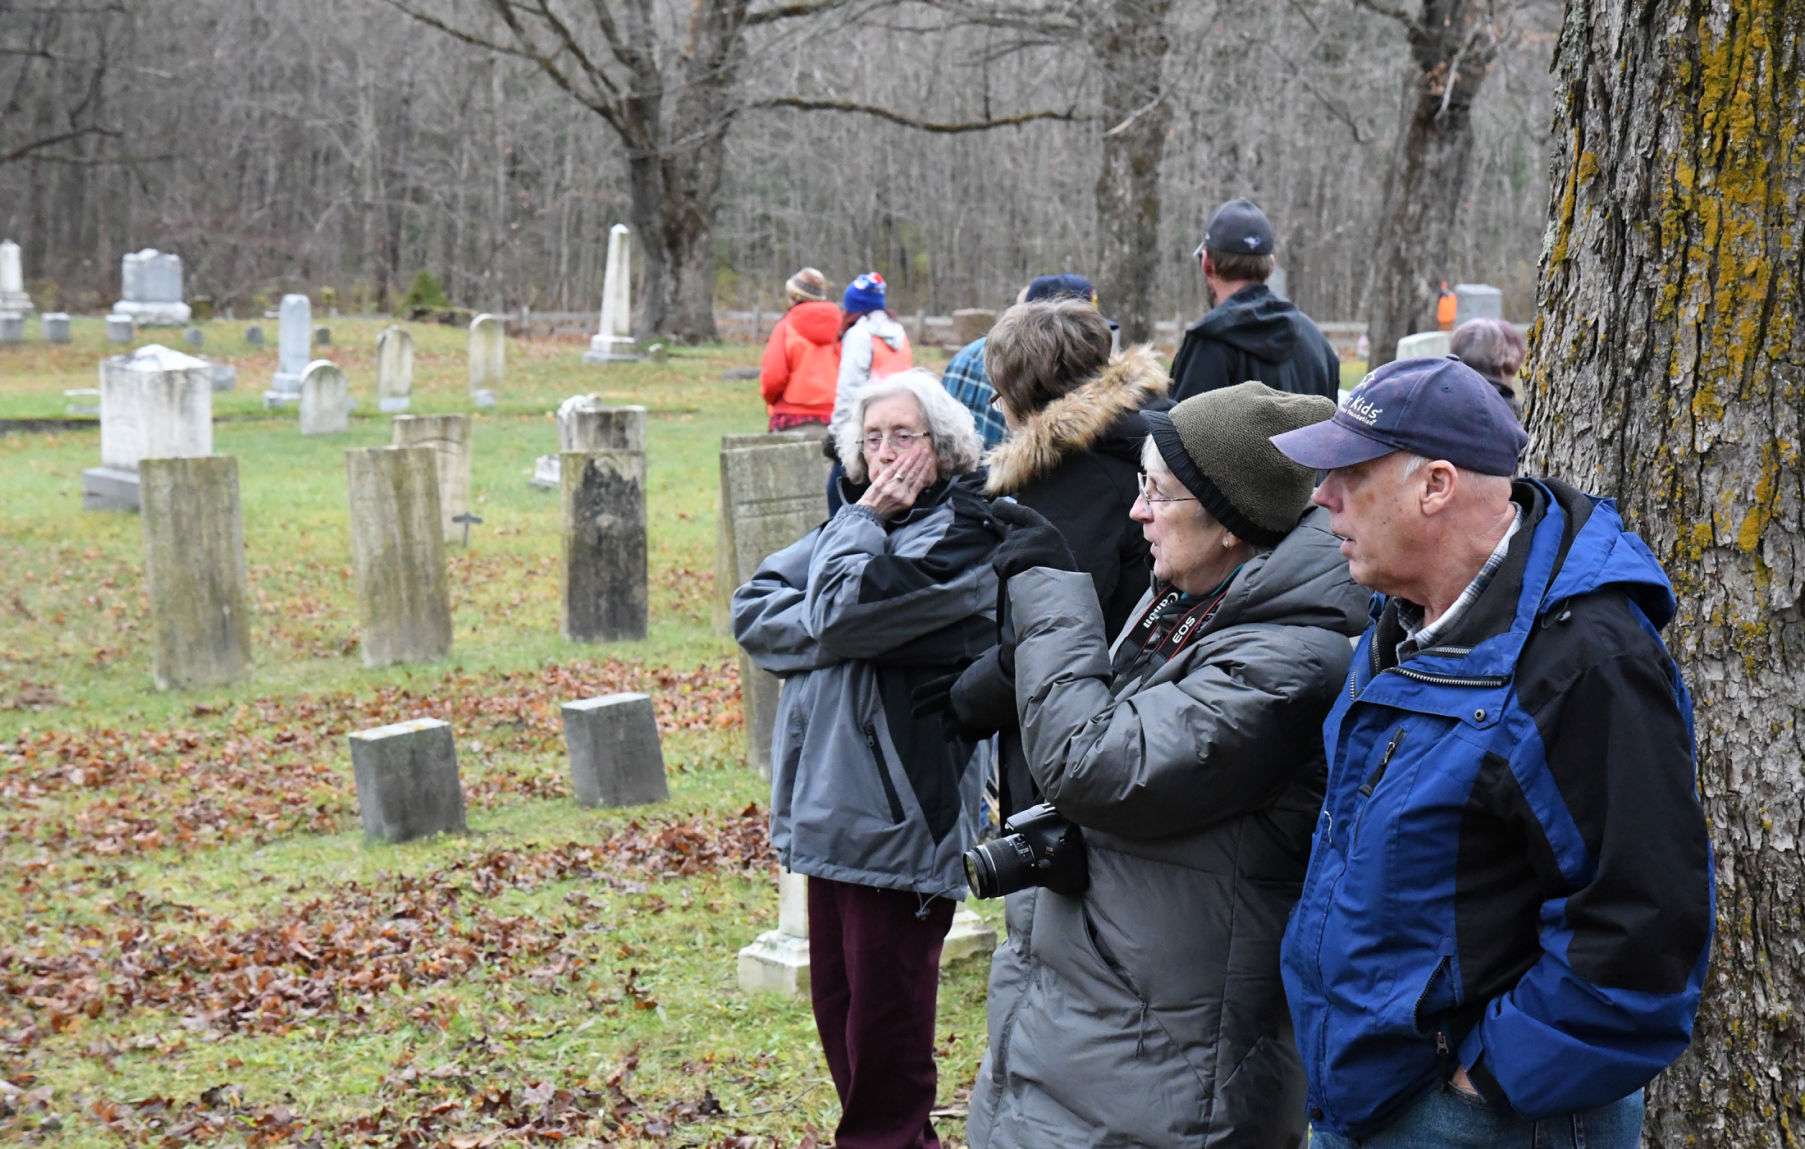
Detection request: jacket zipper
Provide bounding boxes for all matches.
[862,723,907,823]
[1351,727,1406,848]
[1412,954,1453,1040]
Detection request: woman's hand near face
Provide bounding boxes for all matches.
[857,445,936,518]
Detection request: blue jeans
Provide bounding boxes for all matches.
[1312,1084,1643,1149]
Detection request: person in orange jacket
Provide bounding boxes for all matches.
[760,268,843,431]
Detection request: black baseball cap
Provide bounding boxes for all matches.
[1269,356,1528,476]
[1196,198,1274,258]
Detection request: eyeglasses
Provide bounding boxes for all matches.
[862,429,932,452]
[1137,472,1198,505]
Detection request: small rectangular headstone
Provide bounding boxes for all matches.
[0,312,22,345]
[561,449,648,642]
[390,414,472,542]
[299,360,349,434]
[1395,330,1452,360]
[469,314,504,394]
[209,363,237,392]
[314,325,331,347]
[349,717,466,844]
[561,693,668,808]
[377,326,414,411]
[106,314,135,343]
[140,455,251,689]
[245,325,264,347]
[346,446,453,667]
[43,313,71,344]
[1453,283,1504,326]
[183,326,203,349]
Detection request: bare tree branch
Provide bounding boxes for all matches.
[1350,0,1418,28]
[753,95,1080,131]
[0,124,120,166]
[746,0,856,26]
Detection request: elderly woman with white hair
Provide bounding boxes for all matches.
[732,369,996,1149]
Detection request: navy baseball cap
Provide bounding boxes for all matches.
[1269,356,1528,476]
[1024,273,1098,305]
[1196,198,1274,258]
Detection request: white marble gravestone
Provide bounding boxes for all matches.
[265,294,313,404]
[82,344,215,511]
[1454,283,1504,327]
[1395,330,1453,360]
[582,224,638,363]
[377,326,414,412]
[112,249,190,326]
[299,360,350,434]
[0,240,33,316]
[468,314,504,402]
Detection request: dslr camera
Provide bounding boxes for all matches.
[963,803,1088,899]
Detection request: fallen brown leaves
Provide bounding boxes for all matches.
[0,659,742,858]
[2,809,774,1050]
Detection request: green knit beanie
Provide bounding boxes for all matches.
[1145,383,1336,547]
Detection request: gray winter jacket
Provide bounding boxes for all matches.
[967,507,1367,1149]
[732,475,999,897]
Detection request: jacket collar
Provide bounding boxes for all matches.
[982,346,1169,494]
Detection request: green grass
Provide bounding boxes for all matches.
[0,316,994,1147]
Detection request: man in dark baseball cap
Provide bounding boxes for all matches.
[1171,197,1341,404]
[1272,353,1711,1149]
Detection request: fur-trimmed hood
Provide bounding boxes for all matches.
[984,344,1171,495]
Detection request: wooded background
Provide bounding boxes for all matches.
[1,0,1558,350]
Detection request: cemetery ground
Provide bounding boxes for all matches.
[0,317,993,1147]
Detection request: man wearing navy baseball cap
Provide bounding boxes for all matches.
[1169,197,1341,403]
[1271,356,1713,1148]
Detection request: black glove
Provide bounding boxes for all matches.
[911,671,997,742]
[990,499,1079,582]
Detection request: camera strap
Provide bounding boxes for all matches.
[1126,582,1233,662]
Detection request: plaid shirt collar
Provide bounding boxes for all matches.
[1396,503,1524,661]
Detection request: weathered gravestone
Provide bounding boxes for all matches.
[716,435,831,776]
[0,240,33,315]
[139,455,251,690]
[106,314,135,343]
[390,414,472,542]
[112,248,190,325]
[562,693,668,808]
[43,313,71,344]
[532,397,646,489]
[346,446,453,667]
[377,325,414,412]
[265,294,311,403]
[952,308,997,346]
[298,360,349,435]
[83,344,214,512]
[245,325,265,347]
[209,363,237,392]
[561,449,648,643]
[315,326,331,346]
[469,313,504,403]
[1453,283,1504,326]
[1395,330,1452,360]
[738,869,813,996]
[349,718,466,844]
[0,313,21,345]
[183,326,203,349]
[583,223,638,363]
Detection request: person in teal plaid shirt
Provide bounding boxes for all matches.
[940,274,1108,450]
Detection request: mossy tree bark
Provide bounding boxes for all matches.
[1529,2,1804,1144]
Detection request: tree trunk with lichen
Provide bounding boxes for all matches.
[1528,2,1804,1145]
[1364,0,1498,368]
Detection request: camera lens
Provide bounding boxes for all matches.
[963,833,1038,899]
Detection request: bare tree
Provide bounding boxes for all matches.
[1530,1,1805,1144]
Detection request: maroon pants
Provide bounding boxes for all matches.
[807,876,954,1149]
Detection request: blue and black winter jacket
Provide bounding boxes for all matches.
[1280,478,1714,1138]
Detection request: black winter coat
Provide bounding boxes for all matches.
[1170,284,1341,403]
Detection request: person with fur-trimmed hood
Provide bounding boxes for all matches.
[912,299,1171,826]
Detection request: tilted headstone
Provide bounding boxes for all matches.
[43,312,70,344]
[1454,283,1504,326]
[952,308,996,346]
[83,344,214,512]
[583,224,638,363]
[139,455,251,690]
[0,240,33,315]
[390,414,472,542]
[106,314,134,343]
[349,718,466,844]
[298,360,350,435]
[0,313,21,345]
[468,313,504,399]
[561,449,648,643]
[245,325,265,347]
[112,248,190,326]
[717,436,831,776]
[265,294,312,403]
[183,326,203,349]
[346,446,453,667]
[561,693,668,808]
[376,326,414,412]
[1395,330,1452,360]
